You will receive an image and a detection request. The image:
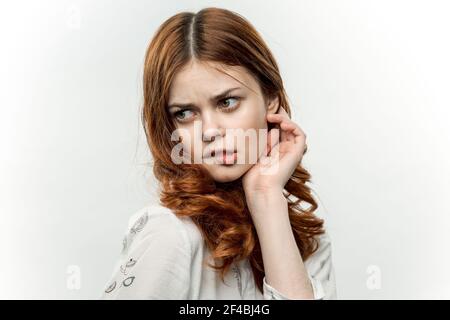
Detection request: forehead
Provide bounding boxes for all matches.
[168,61,259,103]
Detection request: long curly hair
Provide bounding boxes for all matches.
[141,7,325,294]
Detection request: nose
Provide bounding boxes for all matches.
[202,111,225,142]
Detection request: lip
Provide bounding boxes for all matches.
[203,149,237,165]
[203,149,237,159]
[220,151,237,165]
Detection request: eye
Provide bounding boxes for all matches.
[173,109,195,122]
[219,96,240,110]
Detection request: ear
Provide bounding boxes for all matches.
[266,94,280,115]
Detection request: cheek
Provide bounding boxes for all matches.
[235,107,267,160]
[183,131,205,160]
[175,130,195,157]
[237,101,267,130]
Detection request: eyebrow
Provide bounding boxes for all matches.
[167,87,242,110]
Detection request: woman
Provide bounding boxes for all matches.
[101,7,337,300]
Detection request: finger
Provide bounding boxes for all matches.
[267,113,289,122]
[277,107,289,116]
[267,110,307,143]
[269,138,280,161]
[260,127,280,158]
[279,121,297,142]
[295,133,307,146]
[267,127,280,156]
[277,118,305,139]
[270,116,302,142]
[279,121,307,158]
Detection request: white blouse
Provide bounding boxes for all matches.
[100,203,337,300]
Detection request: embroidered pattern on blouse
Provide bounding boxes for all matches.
[130,212,149,234]
[121,211,149,255]
[104,257,138,294]
[104,280,116,293]
[122,276,135,287]
[106,212,148,294]
[231,264,243,299]
[120,258,137,276]
[121,236,128,254]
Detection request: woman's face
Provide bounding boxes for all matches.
[167,59,278,183]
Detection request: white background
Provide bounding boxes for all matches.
[1,0,449,299]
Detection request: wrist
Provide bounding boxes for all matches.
[246,190,289,225]
[245,186,283,200]
[246,187,284,206]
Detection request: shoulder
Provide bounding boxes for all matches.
[121,203,203,257]
[304,231,333,269]
[303,231,334,283]
[311,231,333,258]
[304,230,337,299]
[102,203,199,299]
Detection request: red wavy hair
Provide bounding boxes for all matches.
[141,7,325,294]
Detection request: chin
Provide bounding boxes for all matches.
[204,163,252,183]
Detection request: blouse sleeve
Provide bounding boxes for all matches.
[262,231,337,300]
[100,207,192,300]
